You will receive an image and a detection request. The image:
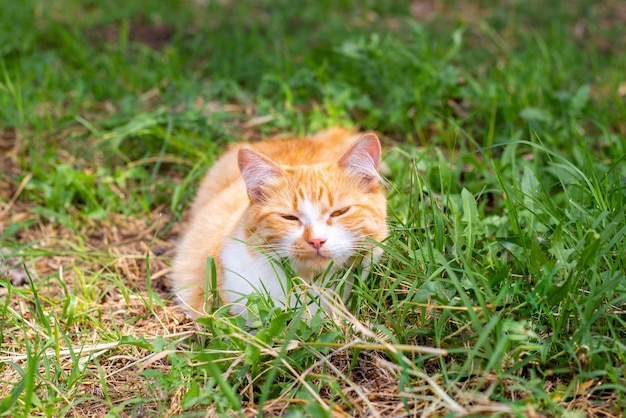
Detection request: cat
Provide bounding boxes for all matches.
[170,127,388,319]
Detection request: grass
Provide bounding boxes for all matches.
[1,0,625,416]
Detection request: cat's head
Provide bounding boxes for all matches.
[237,134,387,278]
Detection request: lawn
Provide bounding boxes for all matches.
[1,0,625,416]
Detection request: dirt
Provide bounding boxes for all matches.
[90,15,175,49]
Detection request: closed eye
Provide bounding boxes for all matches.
[330,207,350,218]
[281,214,300,221]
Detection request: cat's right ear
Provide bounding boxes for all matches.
[238,148,283,203]
[338,133,382,190]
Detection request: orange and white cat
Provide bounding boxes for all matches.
[170,127,387,318]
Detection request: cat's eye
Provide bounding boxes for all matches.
[330,207,350,218]
[281,214,299,221]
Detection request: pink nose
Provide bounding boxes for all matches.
[308,237,326,250]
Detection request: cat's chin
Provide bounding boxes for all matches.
[290,256,341,278]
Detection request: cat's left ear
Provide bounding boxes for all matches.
[338,133,382,190]
[238,148,283,203]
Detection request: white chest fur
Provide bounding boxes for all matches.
[220,229,322,317]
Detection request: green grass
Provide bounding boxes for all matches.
[1,0,625,416]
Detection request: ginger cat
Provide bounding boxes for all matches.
[170,127,387,318]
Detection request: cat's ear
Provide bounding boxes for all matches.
[238,148,283,203]
[338,133,382,190]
